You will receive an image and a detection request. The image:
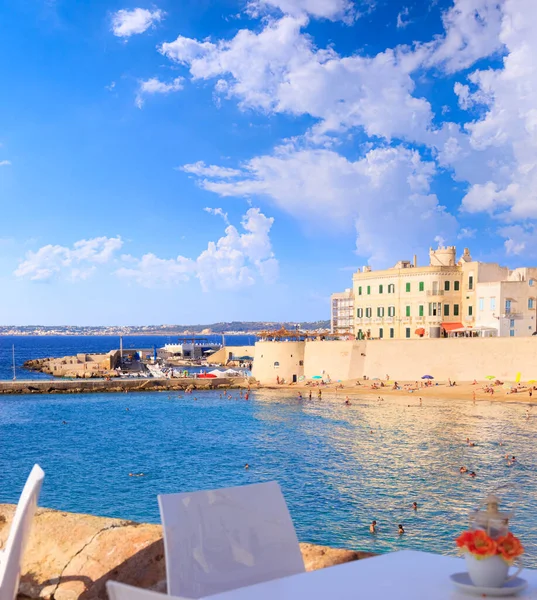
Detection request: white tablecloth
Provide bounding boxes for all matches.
[203,550,537,600]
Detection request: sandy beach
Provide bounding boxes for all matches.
[264,379,537,405]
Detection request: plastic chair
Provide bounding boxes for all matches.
[106,581,193,600]
[158,481,305,599]
[0,464,45,600]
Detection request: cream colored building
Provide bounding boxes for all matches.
[330,288,354,334]
[346,246,537,339]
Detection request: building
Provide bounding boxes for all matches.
[330,289,354,334]
[343,245,537,339]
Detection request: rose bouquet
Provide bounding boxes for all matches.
[456,530,524,565]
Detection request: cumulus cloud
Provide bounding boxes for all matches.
[116,208,278,290]
[204,207,230,224]
[246,0,356,22]
[111,7,164,38]
[135,77,184,108]
[182,161,242,178]
[15,236,123,281]
[187,145,457,267]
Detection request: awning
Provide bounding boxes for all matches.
[415,328,425,336]
[442,322,464,332]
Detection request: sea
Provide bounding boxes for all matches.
[1,376,536,564]
[0,335,256,381]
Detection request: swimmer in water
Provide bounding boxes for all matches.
[309,390,312,400]
[469,471,476,478]
[460,466,467,473]
[412,502,418,510]
[244,464,249,469]
[62,420,67,425]
[370,520,377,534]
[398,524,405,535]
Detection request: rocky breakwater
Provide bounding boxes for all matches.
[23,351,120,379]
[0,505,375,600]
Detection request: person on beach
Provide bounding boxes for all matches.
[297,392,303,400]
[345,396,351,405]
[318,389,322,399]
[370,520,377,533]
[309,390,312,400]
[398,524,405,535]
[419,397,422,406]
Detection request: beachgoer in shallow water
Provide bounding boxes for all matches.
[466,437,470,444]
[370,520,377,533]
[345,396,351,405]
[398,524,405,535]
[318,389,322,399]
[62,420,67,424]
[469,471,476,478]
[512,456,516,462]
[309,390,312,400]
[244,464,249,469]
[413,502,418,510]
[460,466,467,473]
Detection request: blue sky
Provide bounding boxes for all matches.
[1,0,536,325]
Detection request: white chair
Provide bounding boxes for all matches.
[158,481,305,599]
[107,581,192,600]
[0,464,45,600]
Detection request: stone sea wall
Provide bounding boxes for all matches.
[0,505,374,600]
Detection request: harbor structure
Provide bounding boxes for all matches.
[332,245,537,339]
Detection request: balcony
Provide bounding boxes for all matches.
[501,311,523,319]
[426,290,445,296]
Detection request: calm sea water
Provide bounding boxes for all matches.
[0,390,535,564]
[0,335,255,381]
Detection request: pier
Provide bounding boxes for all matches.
[0,377,253,395]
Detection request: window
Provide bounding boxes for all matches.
[406,282,411,292]
[365,307,372,318]
[529,298,535,310]
[468,305,473,316]
[379,284,383,294]
[379,328,383,339]
[429,302,440,317]
[299,360,304,366]
[419,305,424,317]
[405,305,411,317]
[479,298,484,311]
[419,281,424,292]
[389,328,394,338]
[454,304,460,316]
[510,330,515,337]
[454,281,460,291]
[274,362,280,368]
[490,297,496,311]
[530,279,534,287]
[444,304,450,317]
[357,308,363,318]
[405,328,411,338]
[388,284,395,293]
[388,306,395,317]
[377,307,385,317]
[358,286,362,296]
[444,281,450,292]
[468,275,474,290]
[510,319,515,328]
[505,299,512,313]
[367,285,371,295]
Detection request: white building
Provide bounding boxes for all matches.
[330,289,354,334]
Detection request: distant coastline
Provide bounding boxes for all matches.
[0,320,330,337]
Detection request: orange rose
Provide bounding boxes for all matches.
[456,530,497,558]
[496,532,524,563]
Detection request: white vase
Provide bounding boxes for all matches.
[465,554,518,588]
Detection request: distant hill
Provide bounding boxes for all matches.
[174,321,331,333]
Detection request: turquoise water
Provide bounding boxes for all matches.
[1,390,536,565]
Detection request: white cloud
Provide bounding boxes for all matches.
[187,145,457,267]
[0,160,11,166]
[500,224,537,257]
[204,207,230,224]
[15,236,123,281]
[396,7,411,29]
[457,227,477,239]
[135,77,184,108]
[246,0,356,22]
[111,7,164,38]
[182,161,241,178]
[116,208,278,290]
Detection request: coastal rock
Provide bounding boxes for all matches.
[0,505,373,600]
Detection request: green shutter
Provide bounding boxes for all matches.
[419,305,424,317]
[367,285,371,295]
[419,281,424,292]
[444,281,450,291]
[454,304,459,316]
[444,304,449,316]
[379,285,383,294]
[454,281,460,291]
[406,282,411,292]
[406,305,411,317]
[358,286,362,295]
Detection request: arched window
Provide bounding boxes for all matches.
[274,361,280,368]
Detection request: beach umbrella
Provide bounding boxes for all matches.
[528,380,536,384]
[312,375,322,379]
[485,375,496,380]
[372,377,380,381]
[421,375,434,379]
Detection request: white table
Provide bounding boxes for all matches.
[203,550,537,600]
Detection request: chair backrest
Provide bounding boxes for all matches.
[106,581,193,600]
[0,464,45,600]
[158,481,304,599]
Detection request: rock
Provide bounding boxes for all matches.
[0,505,374,600]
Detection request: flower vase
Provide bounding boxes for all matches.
[465,554,515,588]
